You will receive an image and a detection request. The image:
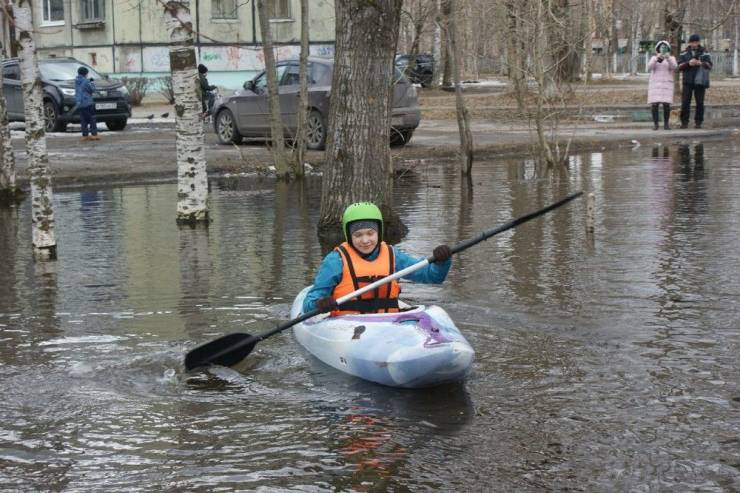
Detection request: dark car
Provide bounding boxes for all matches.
[395,53,434,87]
[212,57,421,149]
[1,57,131,132]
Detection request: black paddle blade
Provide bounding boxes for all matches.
[184,333,258,371]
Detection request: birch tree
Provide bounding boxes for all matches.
[292,0,309,178]
[14,0,55,258]
[0,46,19,204]
[431,0,442,85]
[318,0,404,244]
[257,0,290,179]
[164,1,209,224]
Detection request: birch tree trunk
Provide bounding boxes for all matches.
[292,0,309,178]
[432,0,442,87]
[15,1,55,258]
[257,0,290,179]
[447,0,473,175]
[634,12,642,75]
[318,0,403,245]
[0,48,19,204]
[164,1,209,224]
[582,0,593,82]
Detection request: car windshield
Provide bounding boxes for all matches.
[40,61,104,81]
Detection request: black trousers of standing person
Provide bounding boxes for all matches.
[651,103,671,129]
[680,83,706,127]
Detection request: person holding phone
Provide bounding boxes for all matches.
[647,40,677,130]
[677,34,712,129]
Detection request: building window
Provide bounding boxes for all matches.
[270,0,291,19]
[41,0,65,25]
[80,0,105,22]
[212,0,238,19]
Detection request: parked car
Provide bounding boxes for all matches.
[395,53,434,87]
[212,57,421,149]
[1,56,131,132]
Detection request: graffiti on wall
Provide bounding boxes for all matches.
[121,44,334,73]
[143,47,171,72]
[310,45,335,57]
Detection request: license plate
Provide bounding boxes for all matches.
[95,102,117,110]
[391,116,404,127]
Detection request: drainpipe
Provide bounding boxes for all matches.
[195,0,200,59]
[69,0,74,56]
[251,0,256,44]
[138,0,142,72]
[111,0,116,72]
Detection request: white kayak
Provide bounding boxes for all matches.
[290,287,475,388]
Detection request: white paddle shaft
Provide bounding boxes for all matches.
[334,258,431,305]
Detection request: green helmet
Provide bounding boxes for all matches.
[342,202,384,242]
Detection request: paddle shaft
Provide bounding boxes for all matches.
[447,191,583,256]
[185,191,583,369]
[229,192,582,341]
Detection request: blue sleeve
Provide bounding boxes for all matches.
[393,247,451,284]
[87,80,96,94]
[302,251,343,313]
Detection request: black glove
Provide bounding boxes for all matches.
[316,296,337,313]
[432,244,452,263]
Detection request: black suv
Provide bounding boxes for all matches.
[395,53,434,87]
[1,57,131,132]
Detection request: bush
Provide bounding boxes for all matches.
[157,76,175,104]
[120,77,149,106]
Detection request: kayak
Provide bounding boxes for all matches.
[290,287,475,388]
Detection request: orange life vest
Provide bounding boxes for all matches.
[331,241,401,316]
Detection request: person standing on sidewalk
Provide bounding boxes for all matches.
[647,40,677,130]
[74,66,100,141]
[677,34,712,129]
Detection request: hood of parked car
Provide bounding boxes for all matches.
[55,78,123,90]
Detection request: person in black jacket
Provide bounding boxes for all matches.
[198,64,217,116]
[677,34,712,129]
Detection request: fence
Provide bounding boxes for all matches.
[474,51,739,78]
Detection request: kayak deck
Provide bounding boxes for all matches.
[290,287,474,388]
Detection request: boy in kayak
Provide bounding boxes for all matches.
[303,202,452,315]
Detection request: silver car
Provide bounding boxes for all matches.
[212,57,421,149]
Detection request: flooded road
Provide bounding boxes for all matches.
[1,141,739,491]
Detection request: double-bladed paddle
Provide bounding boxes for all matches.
[184,191,583,371]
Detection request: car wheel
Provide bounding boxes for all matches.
[390,128,414,147]
[306,109,326,150]
[43,100,66,133]
[215,109,243,145]
[105,119,127,131]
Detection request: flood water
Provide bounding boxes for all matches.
[1,141,739,491]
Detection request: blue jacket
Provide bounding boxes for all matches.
[302,245,451,313]
[75,75,96,107]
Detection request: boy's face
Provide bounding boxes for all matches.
[351,228,379,255]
